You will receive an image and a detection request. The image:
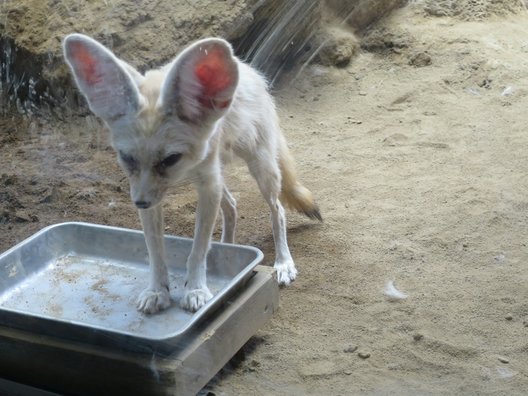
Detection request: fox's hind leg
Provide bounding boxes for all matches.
[220,185,237,244]
[246,154,297,285]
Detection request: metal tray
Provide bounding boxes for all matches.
[0,222,263,354]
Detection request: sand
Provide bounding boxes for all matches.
[206,4,528,394]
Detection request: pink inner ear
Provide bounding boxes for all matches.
[194,49,232,100]
[69,42,103,86]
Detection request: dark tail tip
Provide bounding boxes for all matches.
[302,205,323,222]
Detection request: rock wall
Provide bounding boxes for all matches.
[0,0,259,115]
[0,0,406,117]
[423,0,526,19]
[325,0,406,30]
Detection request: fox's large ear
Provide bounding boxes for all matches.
[63,34,143,121]
[160,38,239,124]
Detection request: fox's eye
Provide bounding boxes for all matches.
[158,153,182,169]
[119,151,138,170]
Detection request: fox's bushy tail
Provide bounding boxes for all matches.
[278,136,322,221]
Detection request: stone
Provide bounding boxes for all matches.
[344,345,358,353]
[409,51,432,67]
[358,351,371,359]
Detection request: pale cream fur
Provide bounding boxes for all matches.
[63,33,320,313]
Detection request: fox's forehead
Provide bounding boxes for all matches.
[113,131,188,159]
[139,69,165,105]
[130,69,165,136]
[110,68,193,156]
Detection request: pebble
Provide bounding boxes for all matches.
[14,210,37,223]
[358,351,371,359]
[344,345,358,353]
[505,314,513,321]
[478,78,492,89]
[413,333,424,341]
[498,356,509,364]
[409,51,432,67]
[494,254,505,262]
[346,117,363,124]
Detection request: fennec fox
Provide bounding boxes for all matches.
[63,34,321,313]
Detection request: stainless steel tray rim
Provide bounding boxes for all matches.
[0,221,264,258]
[0,222,265,351]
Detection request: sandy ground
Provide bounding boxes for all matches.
[206,5,528,395]
[1,3,528,395]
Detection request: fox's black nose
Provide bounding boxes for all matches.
[135,200,151,209]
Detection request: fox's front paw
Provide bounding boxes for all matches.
[137,287,171,314]
[181,287,213,312]
[274,260,298,286]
